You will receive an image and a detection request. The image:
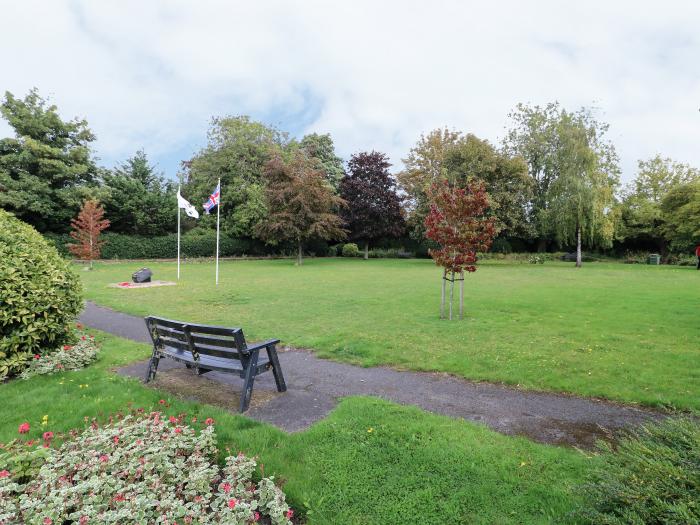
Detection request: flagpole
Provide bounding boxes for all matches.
[215,178,220,286]
[177,185,181,281]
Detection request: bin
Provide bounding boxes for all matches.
[647,254,661,265]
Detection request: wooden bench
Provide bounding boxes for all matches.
[143,316,287,412]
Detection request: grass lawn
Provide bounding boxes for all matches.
[0,331,591,524]
[80,258,700,410]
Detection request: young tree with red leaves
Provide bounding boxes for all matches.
[425,180,497,319]
[68,199,110,269]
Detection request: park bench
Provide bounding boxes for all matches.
[143,316,287,412]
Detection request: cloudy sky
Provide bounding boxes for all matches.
[1,0,699,182]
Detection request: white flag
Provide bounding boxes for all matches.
[177,189,199,219]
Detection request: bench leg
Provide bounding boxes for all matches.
[239,350,259,412]
[266,345,287,392]
[144,352,160,383]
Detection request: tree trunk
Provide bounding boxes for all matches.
[364,241,369,260]
[297,241,303,266]
[575,224,582,268]
[449,271,455,320]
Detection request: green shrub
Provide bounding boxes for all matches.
[575,417,700,524]
[0,210,82,379]
[342,243,360,257]
[491,238,513,254]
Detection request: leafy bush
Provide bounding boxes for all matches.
[575,417,700,524]
[341,243,360,257]
[490,238,513,254]
[0,411,293,524]
[528,254,546,264]
[0,211,82,379]
[367,248,414,259]
[19,326,99,379]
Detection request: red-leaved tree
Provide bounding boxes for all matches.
[425,179,497,319]
[68,200,110,269]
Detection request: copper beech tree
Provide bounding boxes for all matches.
[68,199,110,269]
[425,180,497,319]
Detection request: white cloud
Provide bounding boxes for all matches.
[1,0,699,181]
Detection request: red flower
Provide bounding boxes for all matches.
[114,493,126,502]
[79,516,89,525]
[81,335,86,340]
[18,422,30,434]
[169,416,177,424]
[43,431,54,441]
[194,495,203,503]
[99,454,109,462]
[63,345,72,351]
[227,498,237,509]
[287,509,294,519]
[34,354,41,360]
[221,482,231,494]
[204,417,215,426]
[159,399,166,405]
[76,323,83,329]
[43,518,52,525]
[113,436,119,444]
[0,470,9,478]
[174,427,182,434]
[254,512,260,522]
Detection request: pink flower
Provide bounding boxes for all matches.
[113,436,119,444]
[43,431,54,441]
[204,417,215,426]
[43,518,52,525]
[63,345,72,351]
[34,354,41,360]
[174,427,182,434]
[0,470,9,478]
[169,416,177,424]
[114,493,125,502]
[79,516,89,525]
[227,498,237,509]
[18,422,30,434]
[287,509,294,519]
[221,482,231,494]
[159,399,166,405]
[99,454,109,462]
[254,512,260,522]
[81,335,86,340]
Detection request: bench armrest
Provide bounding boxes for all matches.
[245,339,281,353]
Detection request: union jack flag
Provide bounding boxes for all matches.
[203,182,220,214]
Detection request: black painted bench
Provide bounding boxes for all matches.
[143,316,286,412]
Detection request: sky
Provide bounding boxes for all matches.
[1,0,699,183]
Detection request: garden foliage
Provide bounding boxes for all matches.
[20,327,99,379]
[576,417,700,524]
[0,412,293,525]
[0,210,82,379]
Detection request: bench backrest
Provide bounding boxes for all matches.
[145,316,248,361]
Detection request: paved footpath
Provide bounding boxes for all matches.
[81,301,663,448]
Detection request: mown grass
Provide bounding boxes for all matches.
[80,258,700,410]
[0,332,591,524]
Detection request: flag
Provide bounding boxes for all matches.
[177,189,199,219]
[203,182,220,214]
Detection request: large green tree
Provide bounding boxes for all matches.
[618,155,700,256]
[101,150,176,236]
[659,180,700,253]
[0,89,97,232]
[443,134,532,240]
[183,116,288,238]
[546,110,619,267]
[504,102,619,254]
[299,133,345,191]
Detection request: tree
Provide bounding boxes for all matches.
[618,156,700,257]
[299,133,345,191]
[659,181,700,253]
[425,180,497,319]
[102,150,176,236]
[183,116,287,238]
[0,89,97,232]
[68,200,110,268]
[256,152,346,264]
[398,128,463,240]
[339,151,405,258]
[504,103,619,258]
[443,134,532,240]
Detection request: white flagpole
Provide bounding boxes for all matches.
[215,178,220,286]
[177,185,181,281]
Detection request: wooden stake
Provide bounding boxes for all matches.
[449,271,455,320]
[459,271,464,319]
[440,268,446,319]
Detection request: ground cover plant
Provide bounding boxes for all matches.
[80,258,700,410]
[0,331,592,524]
[1,411,292,525]
[19,326,99,380]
